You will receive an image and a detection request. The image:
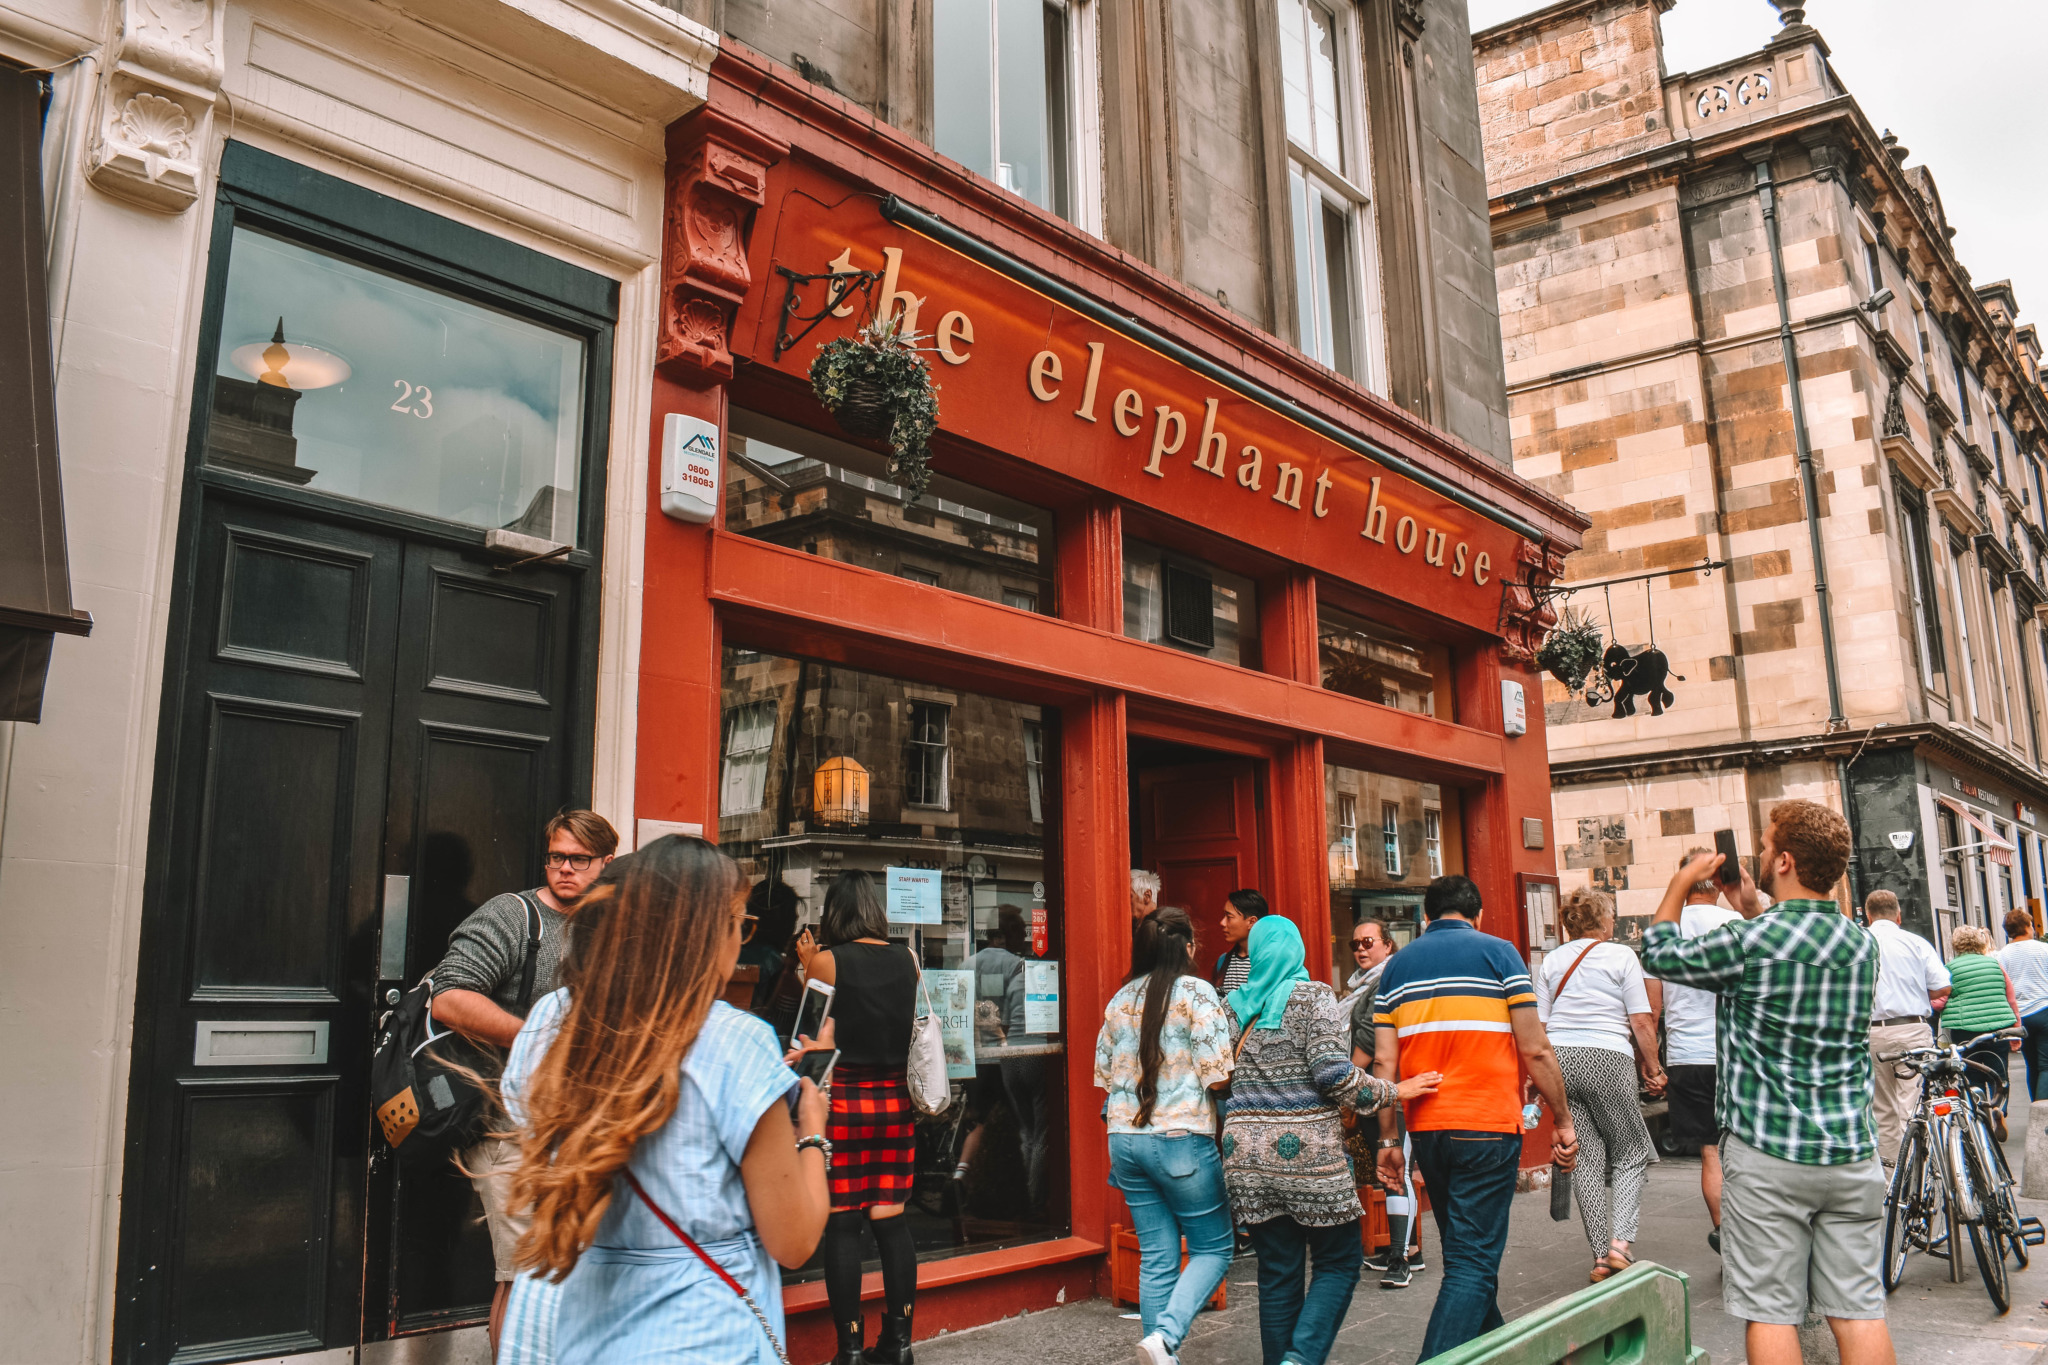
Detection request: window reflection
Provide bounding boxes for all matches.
[718,647,1068,1271]
[1319,603,1452,718]
[723,409,1054,612]
[1122,538,1259,666]
[1327,762,1462,986]
[205,227,586,543]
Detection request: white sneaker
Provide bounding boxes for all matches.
[1136,1331,1177,1365]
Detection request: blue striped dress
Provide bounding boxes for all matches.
[497,991,801,1365]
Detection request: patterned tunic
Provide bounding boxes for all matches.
[1094,974,1235,1135]
[1221,981,1396,1226]
[1642,898,1878,1166]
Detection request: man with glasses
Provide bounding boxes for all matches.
[430,809,618,1348]
[1346,918,1423,1287]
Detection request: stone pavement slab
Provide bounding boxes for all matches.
[912,1122,2048,1365]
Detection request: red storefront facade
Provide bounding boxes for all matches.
[637,48,1583,1357]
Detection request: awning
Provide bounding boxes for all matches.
[0,64,90,722]
[1936,793,2015,867]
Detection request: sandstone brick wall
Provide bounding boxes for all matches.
[1474,0,1673,199]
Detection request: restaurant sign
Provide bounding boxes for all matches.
[739,195,1530,637]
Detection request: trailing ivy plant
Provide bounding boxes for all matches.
[810,313,941,503]
[1536,606,1605,694]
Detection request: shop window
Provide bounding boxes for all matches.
[719,702,778,815]
[204,227,588,542]
[934,0,1076,218]
[907,702,953,808]
[1278,0,1380,387]
[723,408,1054,612]
[716,648,1068,1269]
[1317,602,1451,718]
[1326,763,1461,980]
[1122,538,1259,665]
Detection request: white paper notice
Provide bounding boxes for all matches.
[885,866,941,924]
[1023,960,1060,1035]
[925,968,977,1078]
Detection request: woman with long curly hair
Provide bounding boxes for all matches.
[502,835,832,1364]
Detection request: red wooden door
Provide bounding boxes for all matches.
[1138,759,1263,977]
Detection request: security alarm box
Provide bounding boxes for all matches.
[660,413,721,523]
[1501,680,1527,736]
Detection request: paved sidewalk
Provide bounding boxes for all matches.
[916,1134,2048,1365]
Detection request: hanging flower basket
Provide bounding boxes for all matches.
[810,314,941,503]
[1536,607,1605,693]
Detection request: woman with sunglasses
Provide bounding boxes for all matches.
[1344,919,1423,1288]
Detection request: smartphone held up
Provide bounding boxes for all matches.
[1712,828,1742,888]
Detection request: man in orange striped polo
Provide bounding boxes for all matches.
[1373,875,1577,1360]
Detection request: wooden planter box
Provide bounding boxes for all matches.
[1107,1224,1229,1311]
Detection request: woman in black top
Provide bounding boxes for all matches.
[806,871,921,1365]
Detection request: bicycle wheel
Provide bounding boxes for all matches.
[1981,1115,2030,1269]
[1883,1126,1929,1291]
[1960,1125,2012,1312]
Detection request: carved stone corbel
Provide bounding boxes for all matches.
[85,0,224,212]
[1499,539,1568,666]
[658,109,789,378]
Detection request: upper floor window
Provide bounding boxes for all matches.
[1861,236,1882,299]
[1380,801,1402,878]
[1424,808,1444,878]
[1122,538,1260,666]
[1953,355,1973,430]
[1278,0,1380,388]
[935,0,1077,219]
[1336,793,1358,871]
[1897,483,1945,690]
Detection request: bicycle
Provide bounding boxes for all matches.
[1880,1028,2043,1312]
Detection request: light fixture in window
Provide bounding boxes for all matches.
[813,755,871,826]
[229,317,352,391]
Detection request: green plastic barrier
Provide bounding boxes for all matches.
[1425,1261,1710,1365]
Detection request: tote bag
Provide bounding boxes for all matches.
[906,973,951,1115]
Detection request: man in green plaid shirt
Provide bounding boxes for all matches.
[1642,800,1893,1365]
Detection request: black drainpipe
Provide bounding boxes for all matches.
[1753,153,1862,903]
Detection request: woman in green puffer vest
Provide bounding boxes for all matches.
[1944,924,2021,1138]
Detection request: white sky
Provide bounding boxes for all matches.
[1467,0,2048,331]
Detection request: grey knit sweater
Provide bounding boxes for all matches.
[430,890,566,1018]
[1221,981,1396,1227]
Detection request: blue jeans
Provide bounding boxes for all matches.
[2021,1006,2048,1101]
[1108,1132,1235,1348]
[1410,1130,1521,1361]
[1243,1216,1363,1365]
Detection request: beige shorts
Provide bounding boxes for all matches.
[466,1136,529,1282]
[1720,1132,1886,1325]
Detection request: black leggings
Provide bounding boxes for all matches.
[823,1208,917,1337]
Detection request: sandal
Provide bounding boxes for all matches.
[1589,1248,1634,1282]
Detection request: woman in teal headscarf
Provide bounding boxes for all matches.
[1223,915,1441,1365]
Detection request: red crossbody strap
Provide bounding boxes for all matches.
[621,1168,748,1298]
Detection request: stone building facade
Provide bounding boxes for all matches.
[1474,0,2048,948]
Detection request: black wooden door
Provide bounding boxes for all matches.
[122,495,401,1364]
[121,492,585,1364]
[368,541,579,1335]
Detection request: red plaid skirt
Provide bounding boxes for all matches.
[826,1062,916,1210]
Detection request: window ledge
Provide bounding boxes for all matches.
[783,1235,1104,1313]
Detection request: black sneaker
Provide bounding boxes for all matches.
[1364,1249,1424,1273]
[1380,1260,1415,1289]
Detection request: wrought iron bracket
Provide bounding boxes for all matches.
[772,265,881,359]
[1506,558,1731,620]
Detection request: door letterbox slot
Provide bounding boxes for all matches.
[193,1019,330,1066]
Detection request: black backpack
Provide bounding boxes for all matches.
[371,893,542,1167]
